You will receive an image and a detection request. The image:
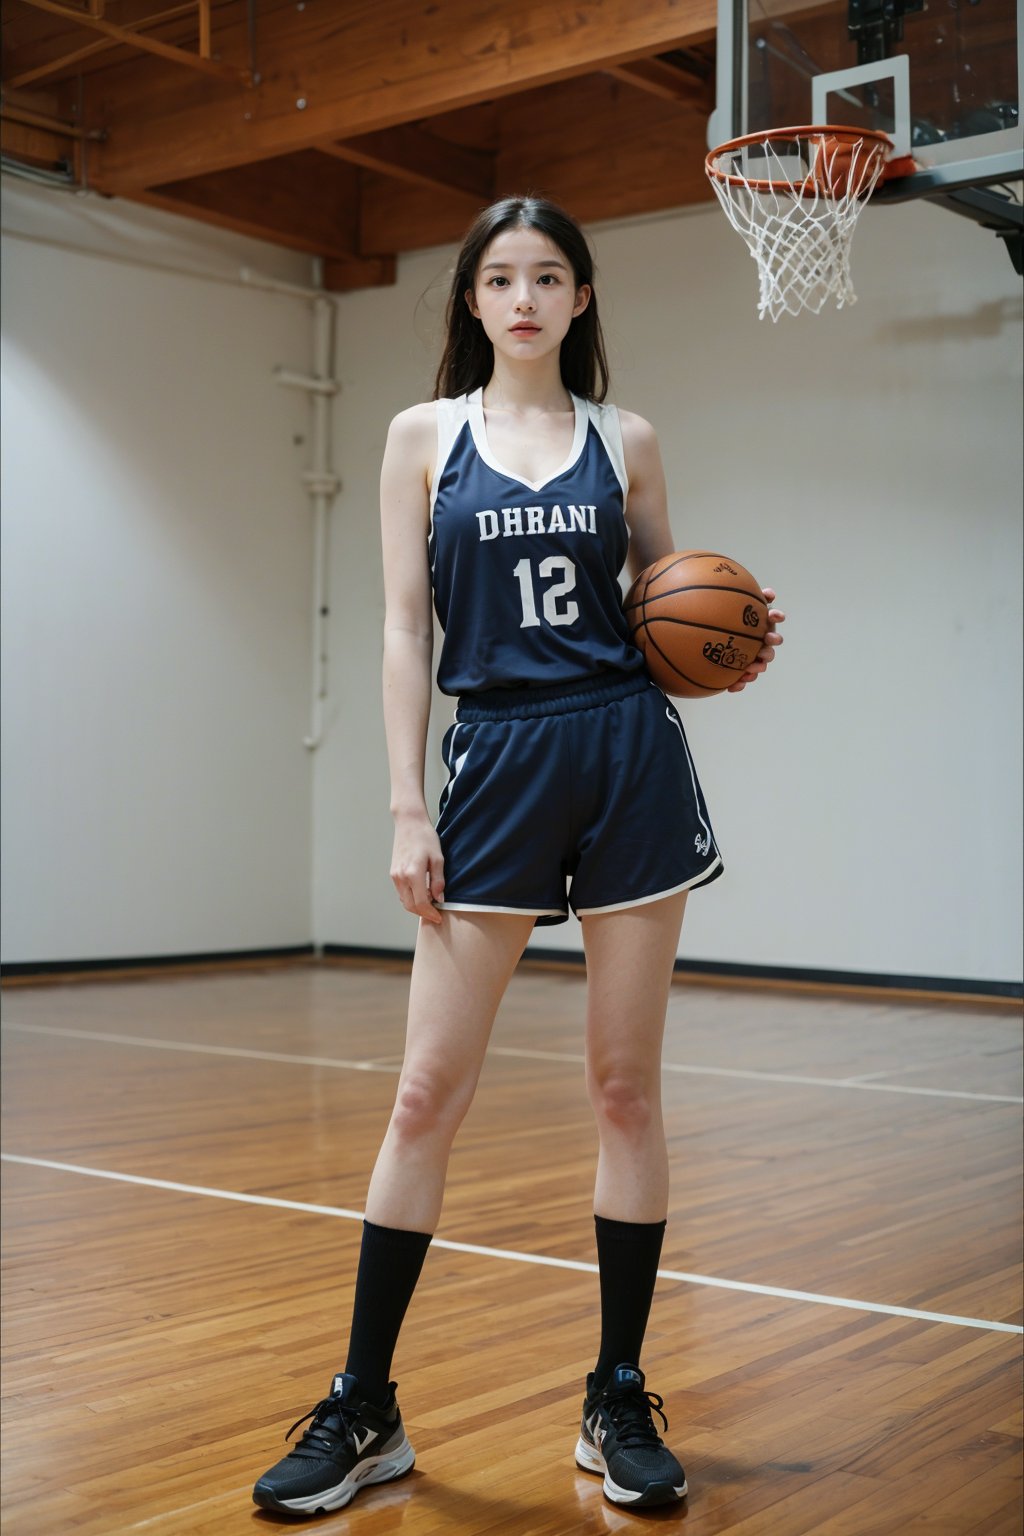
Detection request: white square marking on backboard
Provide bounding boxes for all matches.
[811,56,911,159]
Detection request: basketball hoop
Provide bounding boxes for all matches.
[705,126,895,321]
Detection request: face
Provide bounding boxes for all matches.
[466,225,591,365]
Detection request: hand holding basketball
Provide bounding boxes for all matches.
[727,587,785,692]
[624,551,784,698]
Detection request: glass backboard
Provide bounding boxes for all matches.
[709,0,1023,201]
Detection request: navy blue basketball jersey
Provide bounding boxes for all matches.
[428,389,644,695]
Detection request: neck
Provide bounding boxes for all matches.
[483,356,571,412]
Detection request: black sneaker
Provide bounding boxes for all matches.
[253,1372,415,1516]
[575,1363,688,1507]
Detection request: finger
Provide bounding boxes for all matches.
[412,866,443,922]
[761,587,776,604]
[427,854,446,902]
[392,868,436,921]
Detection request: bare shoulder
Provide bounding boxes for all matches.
[615,408,663,480]
[615,407,658,446]
[386,400,437,450]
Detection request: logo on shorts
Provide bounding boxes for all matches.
[695,832,710,857]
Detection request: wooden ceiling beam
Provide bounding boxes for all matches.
[497,75,713,225]
[14,0,248,85]
[606,57,712,105]
[322,255,397,294]
[142,151,365,261]
[322,126,493,203]
[359,77,713,255]
[1,116,76,169]
[88,0,716,194]
[3,4,198,89]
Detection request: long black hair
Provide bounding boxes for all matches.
[433,196,610,403]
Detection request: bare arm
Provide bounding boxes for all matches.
[380,403,445,923]
[619,408,784,690]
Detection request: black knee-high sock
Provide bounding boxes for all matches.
[343,1219,432,1406]
[592,1215,667,1390]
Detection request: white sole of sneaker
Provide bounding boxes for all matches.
[253,1436,415,1515]
[574,1434,687,1507]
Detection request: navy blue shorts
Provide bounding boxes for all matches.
[434,672,722,925]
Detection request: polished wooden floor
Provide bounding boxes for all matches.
[1,962,1021,1535]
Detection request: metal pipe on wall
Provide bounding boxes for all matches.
[274,294,340,751]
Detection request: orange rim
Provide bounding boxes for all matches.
[705,124,894,197]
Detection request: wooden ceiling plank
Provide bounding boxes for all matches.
[15,0,248,85]
[0,103,93,138]
[3,5,198,91]
[1,117,75,166]
[322,254,397,293]
[142,151,362,260]
[606,57,711,104]
[359,76,713,254]
[90,0,717,192]
[322,126,493,201]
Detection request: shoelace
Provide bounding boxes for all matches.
[603,1386,670,1447]
[284,1394,357,1459]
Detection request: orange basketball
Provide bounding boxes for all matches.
[624,551,769,698]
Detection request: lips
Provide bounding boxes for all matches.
[510,324,540,335]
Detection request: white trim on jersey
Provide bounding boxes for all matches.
[466,388,589,493]
[585,400,629,504]
[430,396,469,528]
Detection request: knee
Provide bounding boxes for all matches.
[390,1071,465,1142]
[589,1068,659,1135]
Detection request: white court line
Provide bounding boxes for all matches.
[0,1022,399,1074]
[3,1153,1021,1337]
[5,1022,1022,1104]
[486,1046,1024,1104]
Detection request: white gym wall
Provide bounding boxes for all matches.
[2,178,1021,984]
[1,182,315,963]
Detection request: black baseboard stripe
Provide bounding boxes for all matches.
[0,945,316,987]
[321,943,1022,1005]
[2,943,1020,1006]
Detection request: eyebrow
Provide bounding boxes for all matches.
[480,259,568,271]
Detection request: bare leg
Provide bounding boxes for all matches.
[581,893,688,1222]
[364,911,535,1232]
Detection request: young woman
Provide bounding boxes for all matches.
[254,196,783,1518]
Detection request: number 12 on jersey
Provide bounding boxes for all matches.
[513,556,579,629]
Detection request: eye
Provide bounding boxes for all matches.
[488,275,510,287]
[538,274,560,285]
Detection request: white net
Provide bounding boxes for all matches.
[706,130,891,321]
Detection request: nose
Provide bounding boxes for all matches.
[513,281,535,312]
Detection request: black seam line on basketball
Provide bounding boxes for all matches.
[636,616,765,643]
[642,626,720,692]
[637,584,769,607]
[626,551,719,606]
[622,590,768,622]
